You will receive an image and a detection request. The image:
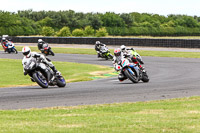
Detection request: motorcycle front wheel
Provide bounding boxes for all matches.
[142,72,149,82]
[32,72,48,88]
[56,76,66,87]
[124,67,139,83]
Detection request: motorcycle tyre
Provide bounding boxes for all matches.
[142,72,149,82]
[8,49,11,54]
[14,48,18,54]
[124,68,139,83]
[108,54,113,59]
[56,77,66,87]
[105,56,108,60]
[32,72,48,88]
[49,49,55,56]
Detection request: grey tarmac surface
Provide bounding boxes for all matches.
[1,50,200,110]
[15,43,200,52]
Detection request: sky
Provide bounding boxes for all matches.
[1,0,200,16]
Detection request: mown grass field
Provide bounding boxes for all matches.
[0,96,200,132]
[0,59,113,88]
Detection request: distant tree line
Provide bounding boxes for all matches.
[1,10,200,37]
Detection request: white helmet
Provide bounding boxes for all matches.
[96,41,100,44]
[22,46,31,58]
[38,39,43,43]
[120,45,126,51]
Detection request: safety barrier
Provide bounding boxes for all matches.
[2,37,200,48]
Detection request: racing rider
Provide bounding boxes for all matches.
[22,46,60,83]
[112,48,127,81]
[94,41,107,58]
[120,45,144,70]
[1,37,8,52]
[37,39,46,52]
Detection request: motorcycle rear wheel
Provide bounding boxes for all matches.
[108,54,113,59]
[124,68,139,83]
[49,49,55,56]
[14,48,18,54]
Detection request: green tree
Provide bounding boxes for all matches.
[120,13,134,27]
[87,13,103,29]
[72,29,85,36]
[139,22,153,27]
[41,26,55,36]
[37,17,53,27]
[84,26,94,36]
[95,27,108,37]
[57,26,71,37]
[100,12,125,27]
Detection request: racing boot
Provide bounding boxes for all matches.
[49,67,61,85]
[51,66,61,76]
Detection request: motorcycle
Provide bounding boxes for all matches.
[24,57,66,88]
[98,45,113,60]
[42,43,55,56]
[5,41,18,54]
[115,57,149,83]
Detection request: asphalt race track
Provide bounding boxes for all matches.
[1,51,200,110]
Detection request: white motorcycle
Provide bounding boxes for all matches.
[23,57,66,88]
[115,57,149,83]
[98,45,113,60]
[6,41,18,54]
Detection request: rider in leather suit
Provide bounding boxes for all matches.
[22,46,60,83]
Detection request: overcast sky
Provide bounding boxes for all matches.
[1,0,200,16]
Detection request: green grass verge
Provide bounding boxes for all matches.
[0,59,113,88]
[14,46,200,58]
[137,50,200,58]
[0,96,200,132]
[108,35,200,39]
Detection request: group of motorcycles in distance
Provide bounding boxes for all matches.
[1,36,54,56]
[95,43,149,84]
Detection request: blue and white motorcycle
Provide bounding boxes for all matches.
[116,57,149,83]
[6,41,18,54]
